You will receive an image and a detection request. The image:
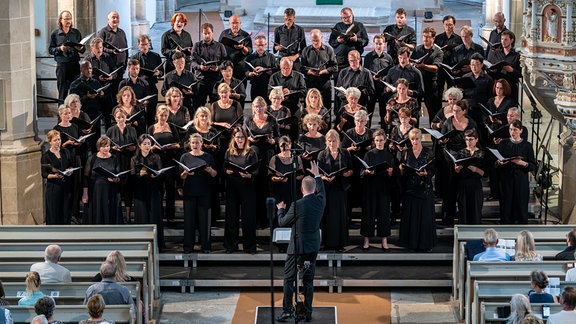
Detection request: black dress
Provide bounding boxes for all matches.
[106,125,138,214]
[41,148,75,224]
[497,138,536,224]
[84,154,122,224]
[317,148,353,250]
[399,147,437,251]
[360,148,395,238]
[180,151,216,252]
[147,124,181,221]
[455,148,485,224]
[131,151,165,249]
[341,127,373,217]
[54,123,83,220]
[298,134,326,170]
[268,154,303,208]
[224,148,259,253]
[167,106,190,145]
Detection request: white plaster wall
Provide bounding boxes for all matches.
[34,0,47,56]
[96,0,132,45]
[146,0,157,24]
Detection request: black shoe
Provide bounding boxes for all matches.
[276,312,293,322]
[306,313,312,321]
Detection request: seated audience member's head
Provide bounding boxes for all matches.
[26,271,42,294]
[86,294,107,319]
[521,313,542,324]
[516,230,537,259]
[560,286,576,310]
[508,294,532,322]
[31,315,49,324]
[34,296,56,320]
[529,270,549,290]
[100,261,116,280]
[44,245,62,263]
[567,229,576,246]
[482,228,499,247]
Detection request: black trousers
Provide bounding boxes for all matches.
[56,61,80,100]
[282,252,318,316]
[183,195,211,252]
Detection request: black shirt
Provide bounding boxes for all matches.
[462,71,494,110]
[384,64,424,98]
[49,28,85,63]
[336,67,375,97]
[300,44,339,82]
[273,24,307,57]
[434,32,463,64]
[411,45,443,83]
[131,50,164,86]
[244,51,278,87]
[97,25,128,71]
[219,28,253,65]
[382,24,417,63]
[191,40,228,80]
[328,21,369,66]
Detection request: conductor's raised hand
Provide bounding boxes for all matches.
[307,161,320,177]
[277,201,286,209]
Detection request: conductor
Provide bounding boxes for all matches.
[276,161,326,322]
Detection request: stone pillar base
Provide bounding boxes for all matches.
[0,139,43,225]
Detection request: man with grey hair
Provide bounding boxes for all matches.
[30,245,71,283]
[472,228,511,261]
[30,315,48,324]
[268,57,307,115]
[84,261,135,309]
[276,161,325,322]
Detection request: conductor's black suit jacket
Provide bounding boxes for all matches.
[278,177,326,255]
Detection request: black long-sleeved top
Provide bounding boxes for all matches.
[268,71,307,109]
[244,51,278,87]
[161,28,193,60]
[224,148,259,178]
[486,27,508,58]
[300,44,339,83]
[382,24,416,62]
[210,77,246,104]
[462,71,494,110]
[106,125,138,170]
[440,117,478,152]
[161,70,197,109]
[180,152,216,197]
[328,21,369,65]
[336,67,375,96]
[97,25,128,70]
[411,45,443,83]
[363,51,394,78]
[451,43,484,76]
[118,77,151,102]
[191,40,227,80]
[486,48,521,86]
[219,28,253,66]
[49,28,85,63]
[273,24,307,57]
[131,50,164,86]
[42,148,75,181]
[496,138,536,173]
[69,76,103,118]
[434,32,463,65]
[84,52,117,83]
[384,64,424,98]
[455,148,486,180]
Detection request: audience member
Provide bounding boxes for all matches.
[547,286,576,323]
[18,272,46,306]
[30,245,72,283]
[84,261,135,310]
[528,270,558,303]
[514,230,543,261]
[92,251,135,283]
[507,294,538,324]
[0,295,12,324]
[0,280,9,306]
[555,229,576,260]
[565,251,576,281]
[34,296,63,324]
[31,315,48,324]
[79,294,115,324]
[473,228,511,261]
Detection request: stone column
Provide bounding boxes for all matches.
[0,0,44,224]
[131,0,149,46]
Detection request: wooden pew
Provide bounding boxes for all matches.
[5,304,134,324]
[472,281,576,324]
[480,302,562,324]
[453,224,574,319]
[464,261,571,324]
[0,261,147,323]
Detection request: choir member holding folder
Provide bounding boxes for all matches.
[268,88,293,139]
[495,120,536,224]
[301,88,330,134]
[131,134,165,250]
[148,105,181,224]
[42,130,76,224]
[162,52,197,114]
[179,133,218,253]
[132,34,163,126]
[452,129,485,224]
[317,129,353,252]
[161,13,193,73]
[359,129,394,250]
[399,128,436,252]
[268,136,304,211]
[82,136,123,225]
[224,127,259,254]
[298,113,326,170]
[165,87,191,142]
[439,99,477,226]
[115,86,145,135]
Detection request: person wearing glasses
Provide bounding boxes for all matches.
[329,7,369,71]
[224,127,259,254]
[268,57,307,115]
[453,129,485,224]
[334,50,374,113]
[301,29,338,111]
[245,35,278,102]
[162,52,197,114]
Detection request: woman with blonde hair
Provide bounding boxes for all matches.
[515,230,542,261]
[79,294,114,324]
[317,129,354,252]
[165,86,190,139]
[268,88,292,138]
[302,88,330,133]
[18,272,45,306]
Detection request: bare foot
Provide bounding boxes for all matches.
[382,238,389,250]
